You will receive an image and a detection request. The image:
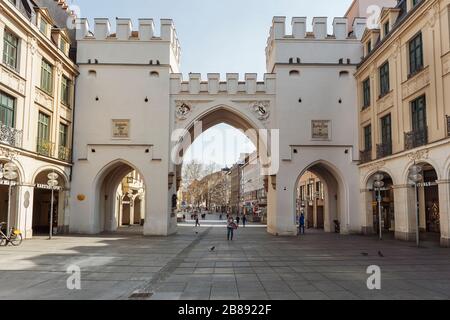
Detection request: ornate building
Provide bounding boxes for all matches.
[0,0,77,238]
[356,0,450,246]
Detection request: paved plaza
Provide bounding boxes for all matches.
[1,218,450,300]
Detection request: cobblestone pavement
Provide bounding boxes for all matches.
[1,224,449,300]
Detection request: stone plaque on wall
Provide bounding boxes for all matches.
[112,119,130,139]
[311,120,331,140]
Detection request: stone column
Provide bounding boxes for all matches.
[393,184,416,241]
[16,185,34,239]
[437,180,450,247]
[360,188,375,234]
[129,197,135,225]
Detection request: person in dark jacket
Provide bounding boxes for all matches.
[298,213,305,235]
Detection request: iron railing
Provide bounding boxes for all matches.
[404,127,428,150]
[58,146,72,162]
[376,143,392,159]
[0,123,23,148]
[360,149,372,163]
[37,139,55,157]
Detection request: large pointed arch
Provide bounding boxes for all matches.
[93,159,147,233]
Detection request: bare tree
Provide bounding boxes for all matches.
[182,160,204,190]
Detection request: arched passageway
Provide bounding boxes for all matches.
[174,106,270,224]
[411,162,440,240]
[365,172,395,236]
[294,162,345,234]
[32,169,68,235]
[95,161,146,233]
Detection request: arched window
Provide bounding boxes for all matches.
[88,70,97,78]
[289,70,300,77]
[150,71,159,77]
[339,70,349,77]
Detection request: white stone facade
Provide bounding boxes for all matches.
[70,14,367,239]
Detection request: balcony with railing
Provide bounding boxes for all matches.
[404,127,428,150]
[360,149,372,164]
[58,146,72,162]
[37,139,55,157]
[376,143,392,159]
[0,123,23,148]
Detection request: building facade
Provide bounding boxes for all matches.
[0,0,77,238]
[356,0,450,246]
[240,151,266,221]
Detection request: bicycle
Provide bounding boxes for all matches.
[0,222,23,246]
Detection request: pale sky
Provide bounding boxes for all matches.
[70,0,353,167]
[71,0,353,77]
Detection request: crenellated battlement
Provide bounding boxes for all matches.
[265,16,366,72]
[170,73,276,95]
[76,18,181,63]
[266,16,367,47]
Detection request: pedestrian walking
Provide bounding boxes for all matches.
[219,213,223,220]
[298,213,305,235]
[195,214,200,227]
[242,215,247,227]
[236,216,240,226]
[227,217,237,241]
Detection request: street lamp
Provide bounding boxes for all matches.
[373,172,384,240]
[0,162,18,237]
[47,172,59,240]
[408,164,423,248]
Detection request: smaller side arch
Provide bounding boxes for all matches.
[32,165,70,189]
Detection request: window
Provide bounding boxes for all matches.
[383,22,390,37]
[40,18,49,35]
[3,30,19,70]
[61,76,71,106]
[411,95,427,132]
[59,123,68,147]
[412,0,422,7]
[0,91,15,127]
[379,61,390,97]
[409,33,423,75]
[362,78,371,108]
[59,38,67,53]
[380,114,392,155]
[364,125,372,151]
[37,112,50,142]
[40,59,53,94]
[367,40,372,54]
[289,70,300,77]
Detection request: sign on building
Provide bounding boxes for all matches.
[112,119,130,139]
[311,120,331,140]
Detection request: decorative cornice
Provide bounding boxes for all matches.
[407,148,429,161]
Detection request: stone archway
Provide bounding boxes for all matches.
[32,168,69,235]
[173,105,273,224]
[294,161,347,234]
[364,171,395,236]
[93,160,146,233]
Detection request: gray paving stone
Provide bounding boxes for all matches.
[1,225,449,300]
